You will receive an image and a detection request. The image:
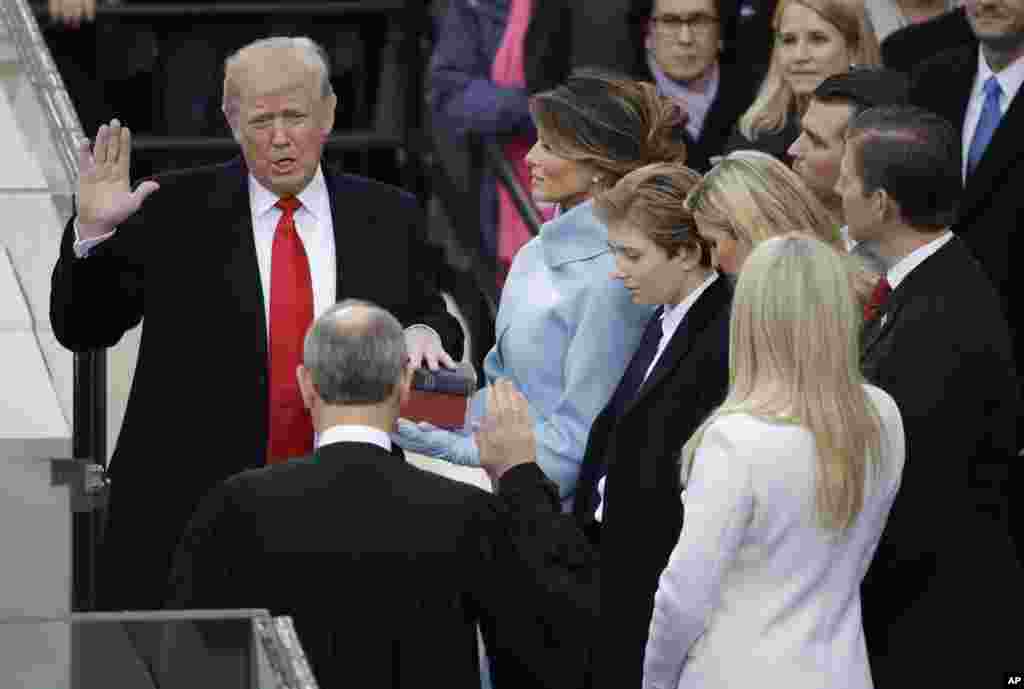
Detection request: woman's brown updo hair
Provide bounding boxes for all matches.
[529,69,689,191]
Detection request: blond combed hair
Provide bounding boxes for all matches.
[682,234,883,531]
[685,150,844,250]
[738,0,880,141]
[222,36,334,131]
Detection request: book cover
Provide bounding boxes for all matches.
[401,362,477,430]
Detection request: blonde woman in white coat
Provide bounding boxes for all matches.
[642,234,905,689]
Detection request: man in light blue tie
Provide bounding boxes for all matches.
[909,0,1024,564]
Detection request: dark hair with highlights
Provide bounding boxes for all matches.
[529,69,689,191]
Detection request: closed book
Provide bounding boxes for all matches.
[400,362,477,430]
[410,365,477,396]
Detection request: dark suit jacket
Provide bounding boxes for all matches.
[723,106,801,166]
[167,440,553,689]
[859,237,1022,685]
[911,46,1024,561]
[573,276,732,689]
[910,45,1023,379]
[881,7,975,74]
[49,158,463,612]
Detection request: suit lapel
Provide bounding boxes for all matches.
[861,291,906,358]
[626,276,730,414]
[860,240,959,358]
[962,66,1024,225]
[324,166,349,302]
[211,159,268,361]
[941,46,978,132]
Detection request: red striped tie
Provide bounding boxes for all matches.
[267,196,314,463]
[863,276,892,323]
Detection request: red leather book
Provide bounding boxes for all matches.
[399,363,477,430]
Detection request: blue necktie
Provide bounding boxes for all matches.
[588,309,664,519]
[967,76,1003,177]
[605,309,664,422]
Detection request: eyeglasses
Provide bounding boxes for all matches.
[651,13,720,36]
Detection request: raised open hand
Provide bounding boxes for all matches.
[76,119,159,239]
[474,379,536,484]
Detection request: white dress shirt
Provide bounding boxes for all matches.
[595,272,719,523]
[73,165,339,338]
[961,48,1024,180]
[317,423,392,452]
[249,167,337,338]
[642,273,719,382]
[73,166,441,345]
[886,230,953,290]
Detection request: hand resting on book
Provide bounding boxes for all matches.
[392,418,480,466]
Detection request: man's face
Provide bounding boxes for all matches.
[966,0,1024,55]
[607,221,695,306]
[650,0,722,83]
[789,99,853,211]
[232,55,336,197]
[835,137,880,243]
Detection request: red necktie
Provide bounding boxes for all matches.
[863,276,892,323]
[267,196,314,464]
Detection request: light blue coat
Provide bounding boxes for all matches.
[395,199,655,505]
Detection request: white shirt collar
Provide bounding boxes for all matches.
[249,165,331,226]
[886,231,953,290]
[975,46,1024,108]
[316,424,393,452]
[661,272,719,336]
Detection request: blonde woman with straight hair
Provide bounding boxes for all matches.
[642,234,905,689]
[684,150,844,273]
[725,0,880,162]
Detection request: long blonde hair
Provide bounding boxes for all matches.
[682,234,883,531]
[738,0,880,141]
[685,150,844,251]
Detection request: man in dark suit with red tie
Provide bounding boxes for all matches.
[838,105,1021,687]
[50,36,463,613]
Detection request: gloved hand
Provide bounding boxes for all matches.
[393,418,481,466]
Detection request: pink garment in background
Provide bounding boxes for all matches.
[490,0,546,285]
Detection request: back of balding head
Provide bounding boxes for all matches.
[303,300,408,406]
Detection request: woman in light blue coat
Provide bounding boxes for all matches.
[396,71,688,505]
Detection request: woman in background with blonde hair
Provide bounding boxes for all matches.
[725,0,880,162]
[642,234,905,689]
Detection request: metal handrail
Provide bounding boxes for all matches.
[1,0,86,185]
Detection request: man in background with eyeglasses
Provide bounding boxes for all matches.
[632,0,762,171]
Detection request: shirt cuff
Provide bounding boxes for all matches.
[404,323,442,344]
[73,220,116,258]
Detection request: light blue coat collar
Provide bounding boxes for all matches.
[540,199,610,268]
